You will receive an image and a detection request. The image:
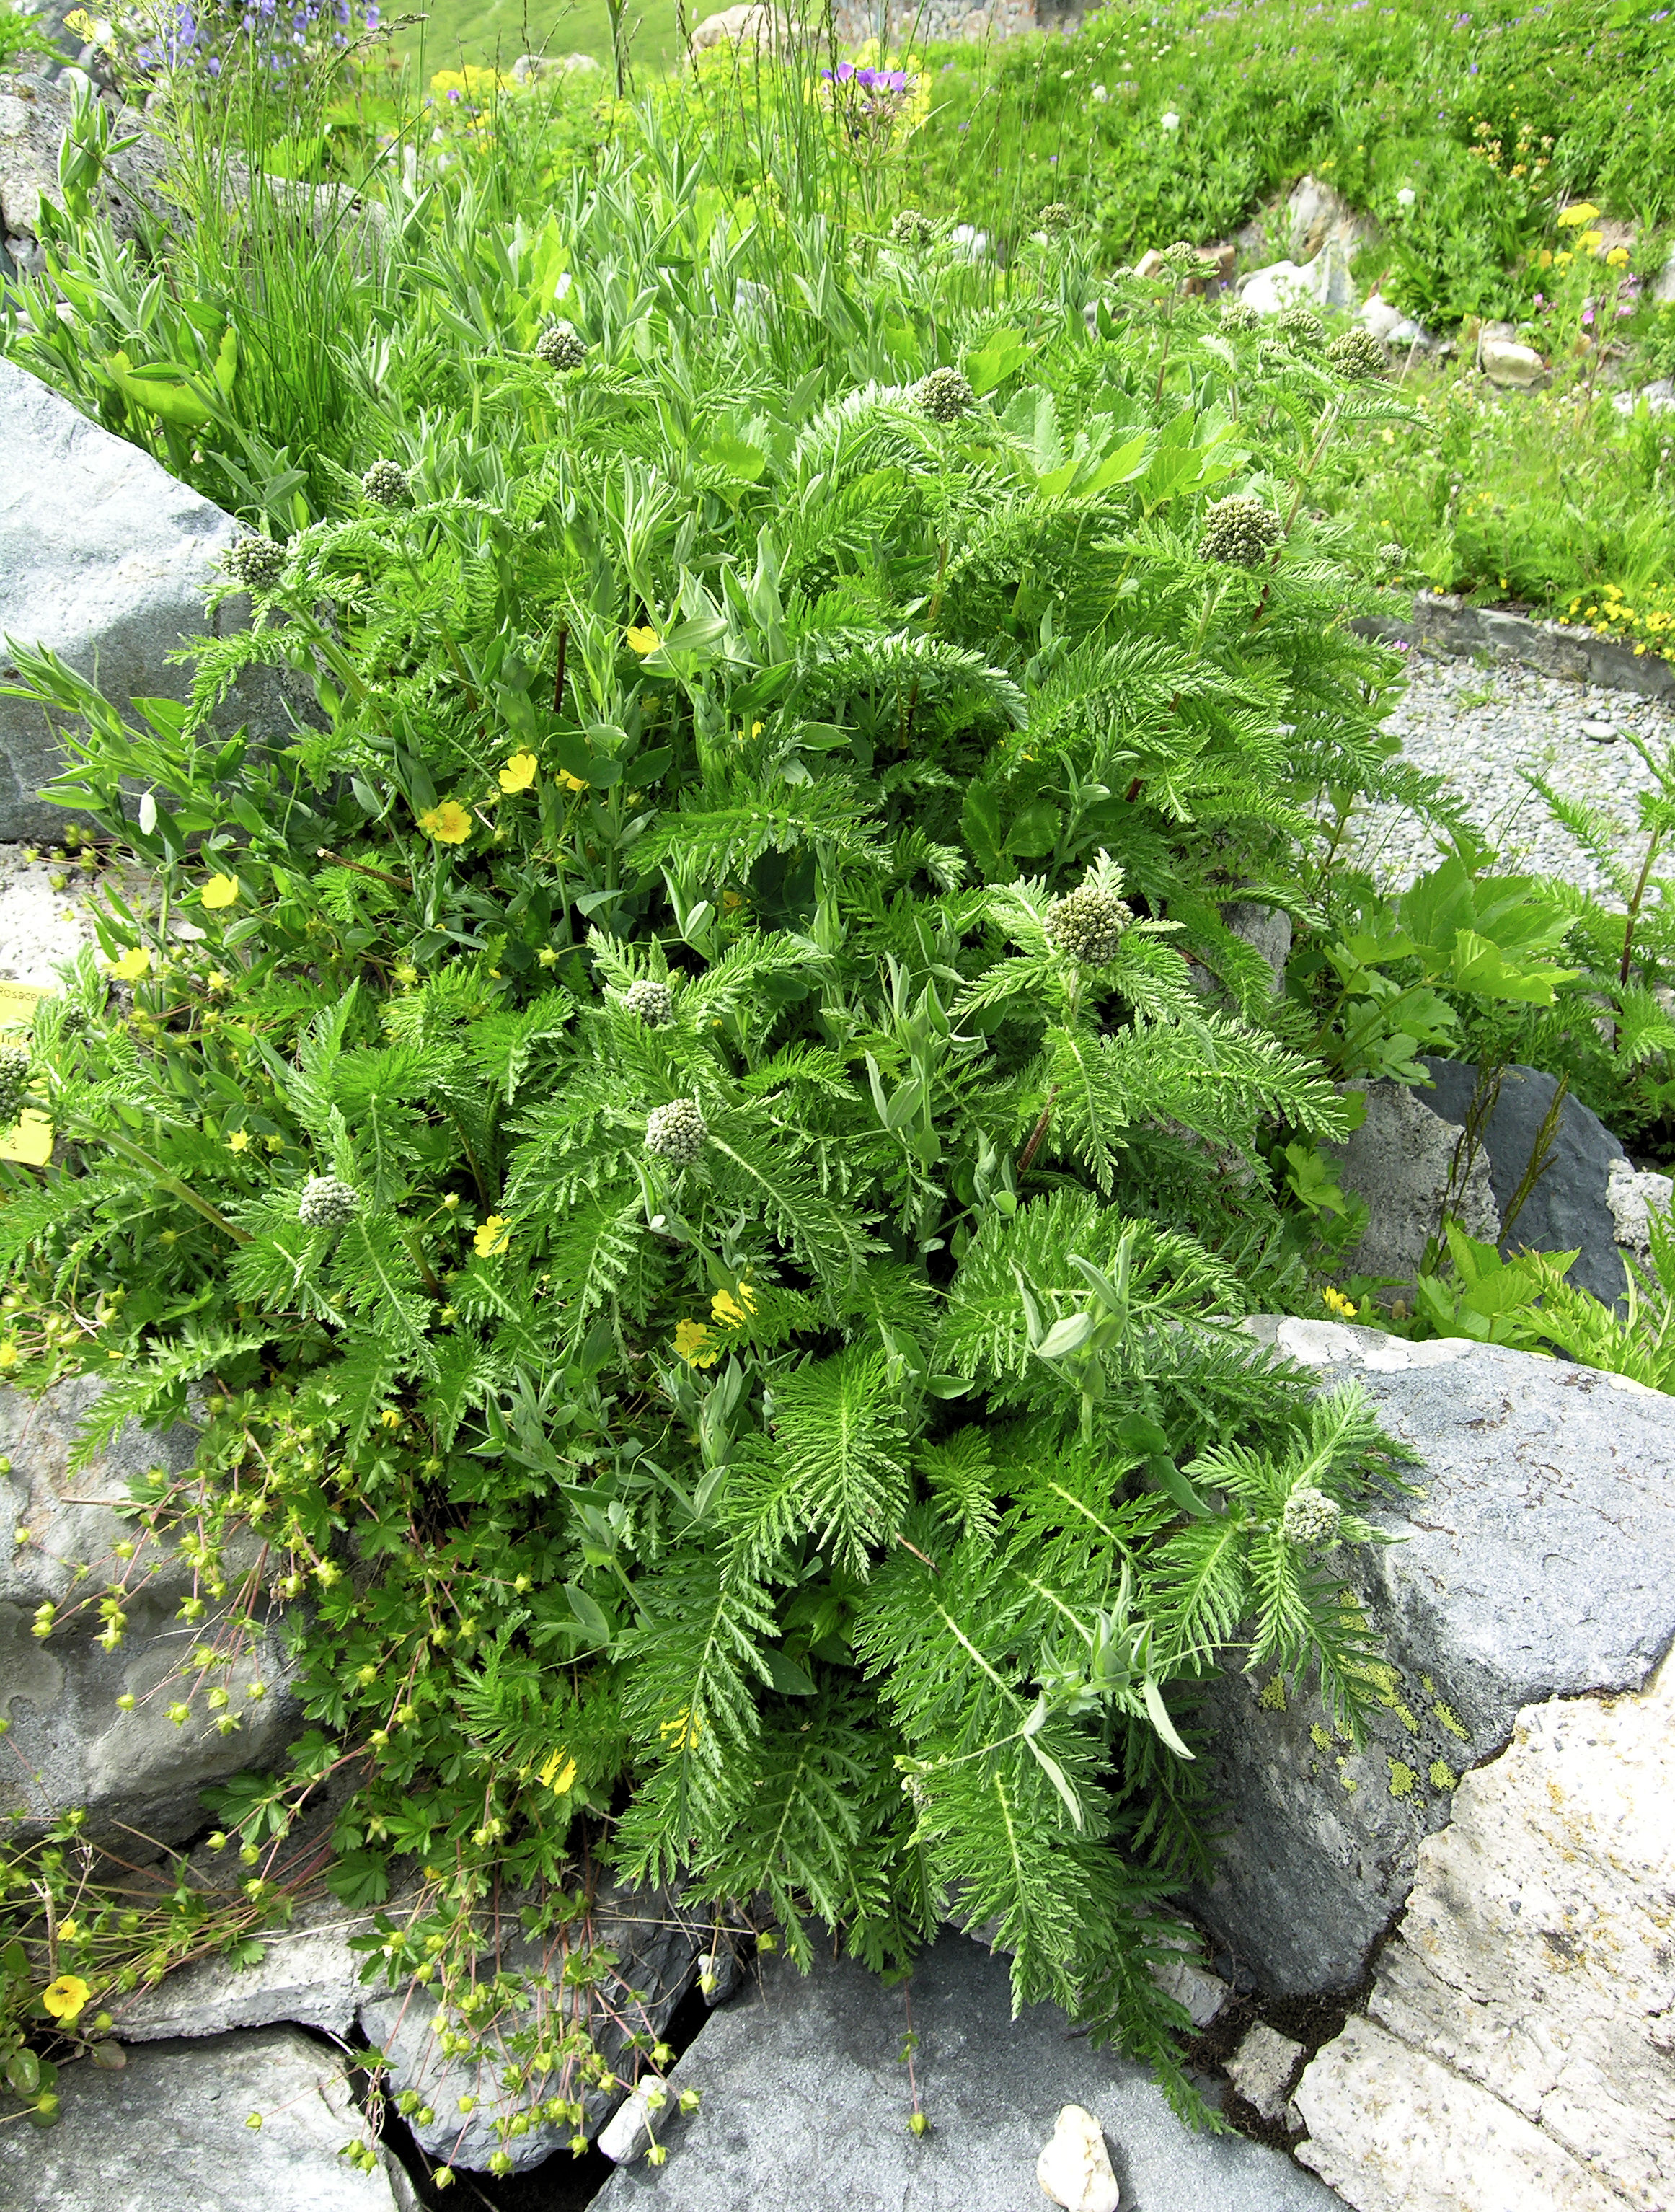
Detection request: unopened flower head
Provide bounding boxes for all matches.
[0,1041,31,1132]
[1199,493,1283,567]
[535,320,588,370]
[1327,327,1386,381]
[1040,203,1075,232]
[361,459,410,507]
[1043,880,1133,966]
[890,208,935,247]
[645,1098,707,1166]
[1377,540,1407,568]
[1282,1486,1343,1548]
[917,366,976,424]
[298,1175,361,1230]
[224,536,286,591]
[1219,296,1260,332]
[1162,239,1200,276]
[1277,301,1326,350]
[624,977,674,1027]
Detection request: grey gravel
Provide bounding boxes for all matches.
[1347,649,1674,896]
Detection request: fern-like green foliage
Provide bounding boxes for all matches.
[0,112,1433,2115]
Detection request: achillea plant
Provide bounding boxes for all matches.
[0,113,1427,2135]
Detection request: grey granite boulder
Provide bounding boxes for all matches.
[360,1882,708,2173]
[594,1929,1338,2211]
[1419,1058,1635,1304]
[1191,1318,1675,1996]
[1,70,174,269]
[1,1372,301,1846]
[0,353,255,840]
[110,1895,379,2042]
[0,2024,417,2211]
[1326,1078,1500,1280]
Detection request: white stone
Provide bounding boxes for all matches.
[1654,247,1675,307]
[1295,1657,1675,2211]
[1606,1156,1674,1261]
[1296,2017,1625,2212]
[1236,258,1314,316]
[1227,2022,1305,2124]
[687,3,799,48]
[1358,292,1431,348]
[1036,2103,1120,2211]
[0,845,94,985]
[1612,378,1675,416]
[1480,336,1547,389]
[598,2073,669,2163]
[1579,719,1617,741]
[111,1899,376,2040]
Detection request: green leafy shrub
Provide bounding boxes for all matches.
[0,89,1439,2147]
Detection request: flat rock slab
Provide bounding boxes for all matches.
[595,1930,1337,2211]
[1194,1321,1675,1993]
[0,2024,415,2211]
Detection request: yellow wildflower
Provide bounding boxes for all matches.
[379,1409,403,1431]
[1555,202,1600,227]
[56,1920,81,1944]
[538,1748,578,1794]
[0,1342,19,1371]
[108,947,151,982]
[659,1706,702,1749]
[200,873,239,910]
[417,800,473,845]
[42,1974,91,2021]
[474,1215,511,1258]
[674,1317,720,1367]
[710,1282,758,1329]
[1605,245,1630,268]
[226,1130,251,1153]
[559,770,589,793]
[498,752,539,794]
[625,626,662,656]
[208,969,230,992]
[1578,229,1604,250]
[1321,1285,1358,1320]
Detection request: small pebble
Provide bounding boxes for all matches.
[1581,720,1617,742]
[1036,2102,1120,2211]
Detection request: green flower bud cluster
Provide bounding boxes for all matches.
[1043,882,1133,966]
[0,1041,31,1132]
[645,1098,707,1166]
[361,459,410,508]
[224,537,286,591]
[535,320,588,370]
[1282,1486,1343,1548]
[1277,301,1326,349]
[1198,493,1283,567]
[298,1175,361,1229]
[916,366,976,425]
[1327,327,1386,381]
[890,208,935,247]
[1378,540,1407,569]
[1219,297,1260,332]
[624,978,674,1027]
[1162,239,1201,275]
[1040,203,1075,232]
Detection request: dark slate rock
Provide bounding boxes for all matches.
[1418,1057,1630,1304]
[1192,1320,1675,1996]
[594,1929,1337,2211]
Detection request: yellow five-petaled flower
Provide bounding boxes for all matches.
[42,1973,91,2022]
[474,1214,511,1258]
[498,752,539,793]
[625,625,663,656]
[417,800,474,845]
[673,1317,719,1367]
[108,947,151,982]
[200,873,239,910]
